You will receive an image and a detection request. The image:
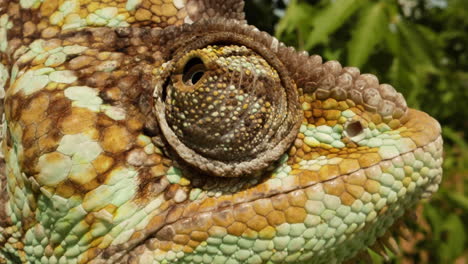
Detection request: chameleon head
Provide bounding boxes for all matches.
[0,10,443,264]
[143,19,443,263]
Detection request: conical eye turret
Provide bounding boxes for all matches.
[153,34,301,178]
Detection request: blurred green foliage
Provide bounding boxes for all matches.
[246,0,468,263]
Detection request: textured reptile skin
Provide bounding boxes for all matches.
[0,1,443,263]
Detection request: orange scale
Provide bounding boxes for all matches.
[233,203,257,223]
[271,194,290,211]
[247,215,269,232]
[323,178,346,197]
[284,207,307,223]
[364,179,381,194]
[345,184,365,199]
[298,171,319,187]
[227,222,247,236]
[358,153,382,168]
[190,231,209,242]
[340,192,356,206]
[212,209,235,227]
[318,165,340,181]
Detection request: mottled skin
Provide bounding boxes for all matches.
[0,1,443,264]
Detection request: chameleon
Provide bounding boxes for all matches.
[0,0,443,263]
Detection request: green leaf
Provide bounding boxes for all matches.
[446,192,468,212]
[275,0,316,37]
[424,204,444,238]
[304,0,367,50]
[275,0,316,49]
[396,20,438,74]
[443,127,468,150]
[440,214,466,262]
[347,2,389,67]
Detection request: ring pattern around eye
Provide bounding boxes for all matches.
[152,32,302,178]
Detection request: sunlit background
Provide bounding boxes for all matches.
[246,0,468,263]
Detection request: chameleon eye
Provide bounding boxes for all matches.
[182,57,206,86]
[153,41,301,178]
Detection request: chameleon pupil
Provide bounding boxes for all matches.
[182,57,206,85]
[190,71,204,84]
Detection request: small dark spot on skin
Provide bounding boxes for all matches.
[346,121,364,137]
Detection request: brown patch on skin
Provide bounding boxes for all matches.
[62,179,95,195]
[59,107,97,134]
[23,142,40,171]
[7,97,22,122]
[36,118,52,138]
[164,184,180,200]
[37,132,59,152]
[22,124,37,148]
[47,94,71,117]
[97,113,115,127]
[101,125,133,153]
[19,93,49,125]
[136,171,170,203]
